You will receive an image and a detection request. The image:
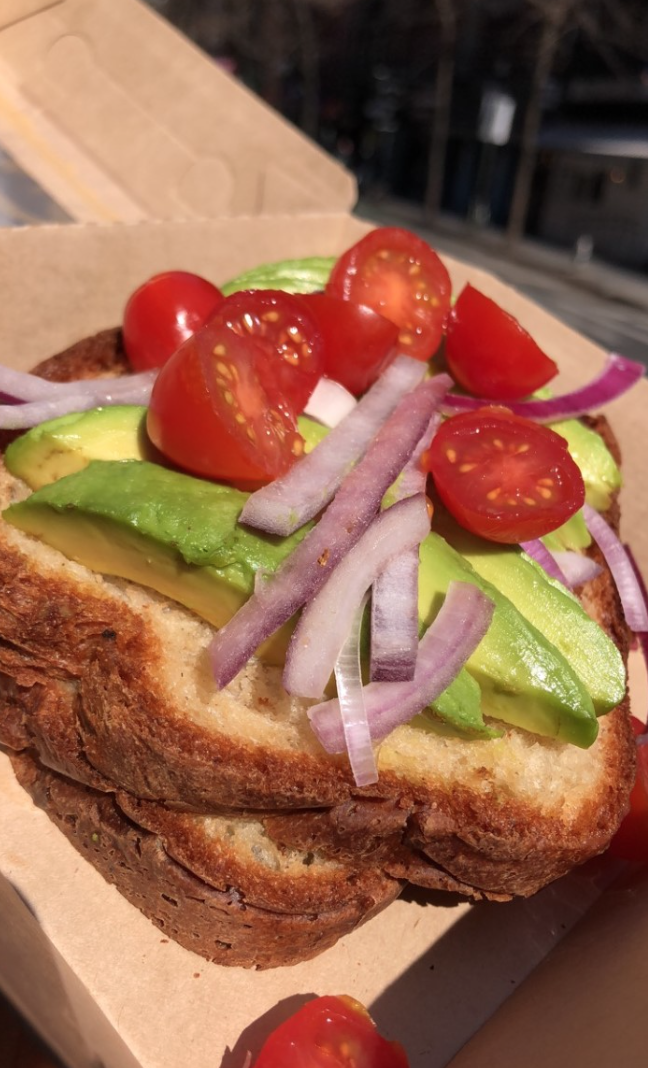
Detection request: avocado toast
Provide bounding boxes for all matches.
[0,314,636,970]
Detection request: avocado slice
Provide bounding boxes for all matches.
[220,256,335,296]
[4,459,598,746]
[434,516,625,715]
[553,416,622,512]
[5,405,328,492]
[4,460,311,665]
[418,533,598,746]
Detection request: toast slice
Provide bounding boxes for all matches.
[0,330,636,905]
[7,748,400,969]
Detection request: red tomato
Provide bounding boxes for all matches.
[146,319,303,486]
[608,716,648,864]
[445,284,559,400]
[123,270,224,371]
[253,995,409,1068]
[300,293,398,395]
[326,227,451,361]
[209,290,324,411]
[426,407,585,544]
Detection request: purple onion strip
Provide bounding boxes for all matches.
[584,504,648,632]
[370,412,440,682]
[209,373,452,689]
[520,538,572,587]
[442,353,644,422]
[550,550,602,588]
[308,581,495,753]
[333,594,378,787]
[239,355,429,536]
[284,494,431,698]
[0,372,156,429]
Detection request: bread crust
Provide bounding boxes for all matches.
[0,329,637,911]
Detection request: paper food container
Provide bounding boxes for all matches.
[0,3,647,1068]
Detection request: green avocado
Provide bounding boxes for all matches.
[221,256,335,297]
[553,416,622,511]
[435,516,625,716]
[418,534,598,747]
[4,460,311,665]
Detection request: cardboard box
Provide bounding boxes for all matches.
[0,3,646,1068]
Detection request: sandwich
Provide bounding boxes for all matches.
[0,229,641,968]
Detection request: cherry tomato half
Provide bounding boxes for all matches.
[608,716,648,864]
[253,995,409,1068]
[300,293,398,395]
[146,319,303,486]
[123,270,224,371]
[426,407,585,544]
[209,289,324,411]
[445,284,559,400]
[326,227,451,362]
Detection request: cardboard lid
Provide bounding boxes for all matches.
[0,0,356,223]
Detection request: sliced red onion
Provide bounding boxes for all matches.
[209,374,452,688]
[370,413,440,682]
[333,593,378,786]
[302,376,357,427]
[0,372,156,428]
[0,366,63,401]
[551,550,602,588]
[443,353,644,422]
[238,356,431,537]
[284,494,431,698]
[308,581,495,752]
[583,504,648,632]
[520,539,571,586]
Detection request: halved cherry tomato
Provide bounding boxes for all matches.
[146,319,303,486]
[253,995,409,1068]
[123,270,224,371]
[426,407,585,543]
[608,716,648,864]
[326,227,451,361]
[300,293,398,395]
[445,284,558,400]
[209,290,323,411]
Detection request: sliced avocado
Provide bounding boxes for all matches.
[4,460,311,665]
[418,533,598,747]
[5,405,155,489]
[427,668,501,739]
[221,256,335,297]
[434,517,625,716]
[297,415,329,453]
[553,417,622,511]
[541,510,591,552]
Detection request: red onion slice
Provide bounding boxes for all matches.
[302,376,357,427]
[284,494,431,698]
[333,594,378,786]
[0,366,63,401]
[583,504,648,632]
[308,581,495,752]
[520,539,571,586]
[370,413,440,682]
[0,372,156,428]
[239,356,430,536]
[209,374,452,688]
[443,353,644,422]
[551,550,602,588]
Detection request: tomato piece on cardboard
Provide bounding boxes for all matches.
[123,270,223,371]
[253,995,410,1067]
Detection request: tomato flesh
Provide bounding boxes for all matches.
[300,292,398,395]
[608,716,648,864]
[123,270,223,371]
[253,995,409,1068]
[445,284,558,400]
[209,289,324,411]
[146,320,303,486]
[326,226,451,361]
[427,407,585,543]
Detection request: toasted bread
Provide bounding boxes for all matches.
[0,330,636,956]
